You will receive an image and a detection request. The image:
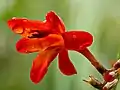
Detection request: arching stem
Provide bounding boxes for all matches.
[79,48,107,75]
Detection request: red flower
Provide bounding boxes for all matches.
[7,11,93,84]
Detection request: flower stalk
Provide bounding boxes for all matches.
[79,48,120,90]
[79,48,107,75]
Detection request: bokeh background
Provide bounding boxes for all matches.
[0,0,120,90]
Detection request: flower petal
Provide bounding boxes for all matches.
[62,31,93,51]
[46,11,65,33]
[7,17,51,37]
[8,11,65,37]
[16,38,41,53]
[30,47,60,83]
[58,48,77,75]
[16,34,64,53]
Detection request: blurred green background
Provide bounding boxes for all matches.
[0,0,120,90]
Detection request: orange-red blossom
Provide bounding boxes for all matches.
[7,11,93,84]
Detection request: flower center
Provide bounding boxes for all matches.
[28,30,50,38]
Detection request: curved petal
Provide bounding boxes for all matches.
[58,48,77,75]
[7,17,51,37]
[16,38,41,53]
[46,11,65,33]
[8,11,66,37]
[62,31,93,51]
[16,34,64,53]
[30,47,60,83]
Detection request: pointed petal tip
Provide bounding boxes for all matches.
[46,11,65,33]
[47,10,56,15]
[31,78,39,84]
[61,67,77,76]
[63,69,77,76]
[30,68,47,84]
